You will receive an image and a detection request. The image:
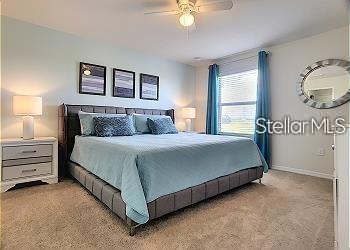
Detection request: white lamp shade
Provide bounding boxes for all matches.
[13,96,42,116]
[182,108,196,119]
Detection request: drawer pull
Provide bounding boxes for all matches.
[22,150,37,154]
[22,169,37,173]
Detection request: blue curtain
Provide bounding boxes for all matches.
[206,64,219,135]
[254,51,271,167]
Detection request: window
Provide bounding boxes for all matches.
[218,69,258,136]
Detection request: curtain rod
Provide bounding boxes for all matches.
[216,51,271,66]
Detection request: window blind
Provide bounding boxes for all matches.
[219,56,258,76]
[219,69,258,135]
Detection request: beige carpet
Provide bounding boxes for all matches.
[1,170,333,250]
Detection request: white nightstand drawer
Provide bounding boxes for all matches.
[2,144,52,160]
[2,162,52,181]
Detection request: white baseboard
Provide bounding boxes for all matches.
[271,165,333,179]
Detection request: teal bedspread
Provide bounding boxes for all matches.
[70,133,268,224]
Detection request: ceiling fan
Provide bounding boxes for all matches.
[144,0,234,28]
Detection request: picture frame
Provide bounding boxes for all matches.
[113,68,135,98]
[79,62,106,96]
[140,73,159,100]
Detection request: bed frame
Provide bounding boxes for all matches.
[58,104,264,236]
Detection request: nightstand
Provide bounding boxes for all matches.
[1,137,58,192]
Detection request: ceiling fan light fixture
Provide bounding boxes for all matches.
[179,12,195,27]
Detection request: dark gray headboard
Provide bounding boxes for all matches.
[58,104,175,177]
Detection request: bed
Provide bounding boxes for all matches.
[58,104,267,235]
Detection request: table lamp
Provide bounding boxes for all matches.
[13,96,42,140]
[182,107,196,132]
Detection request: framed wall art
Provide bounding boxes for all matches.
[140,73,159,100]
[113,68,135,98]
[79,62,106,96]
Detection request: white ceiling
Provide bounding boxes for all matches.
[3,0,348,66]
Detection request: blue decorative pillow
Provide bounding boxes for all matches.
[79,111,126,136]
[133,114,166,133]
[93,116,136,137]
[147,117,178,135]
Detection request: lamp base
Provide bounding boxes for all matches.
[185,118,192,132]
[23,116,34,140]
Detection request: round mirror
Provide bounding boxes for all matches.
[297,59,350,109]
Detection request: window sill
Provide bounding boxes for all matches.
[219,132,254,139]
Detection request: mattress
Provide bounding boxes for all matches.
[70,132,268,224]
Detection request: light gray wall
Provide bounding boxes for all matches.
[1,17,196,138]
[195,66,209,133]
[195,26,349,177]
[336,8,350,249]
[268,26,348,177]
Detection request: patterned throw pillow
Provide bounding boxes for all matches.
[78,111,126,136]
[147,117,178,135]
[93,116,136,137]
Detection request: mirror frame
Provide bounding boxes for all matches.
[297,59,350,109]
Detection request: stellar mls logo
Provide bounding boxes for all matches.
[256,116,347,135]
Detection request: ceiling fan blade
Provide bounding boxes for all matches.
[196,1,233,12]
[144,10,180,16]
